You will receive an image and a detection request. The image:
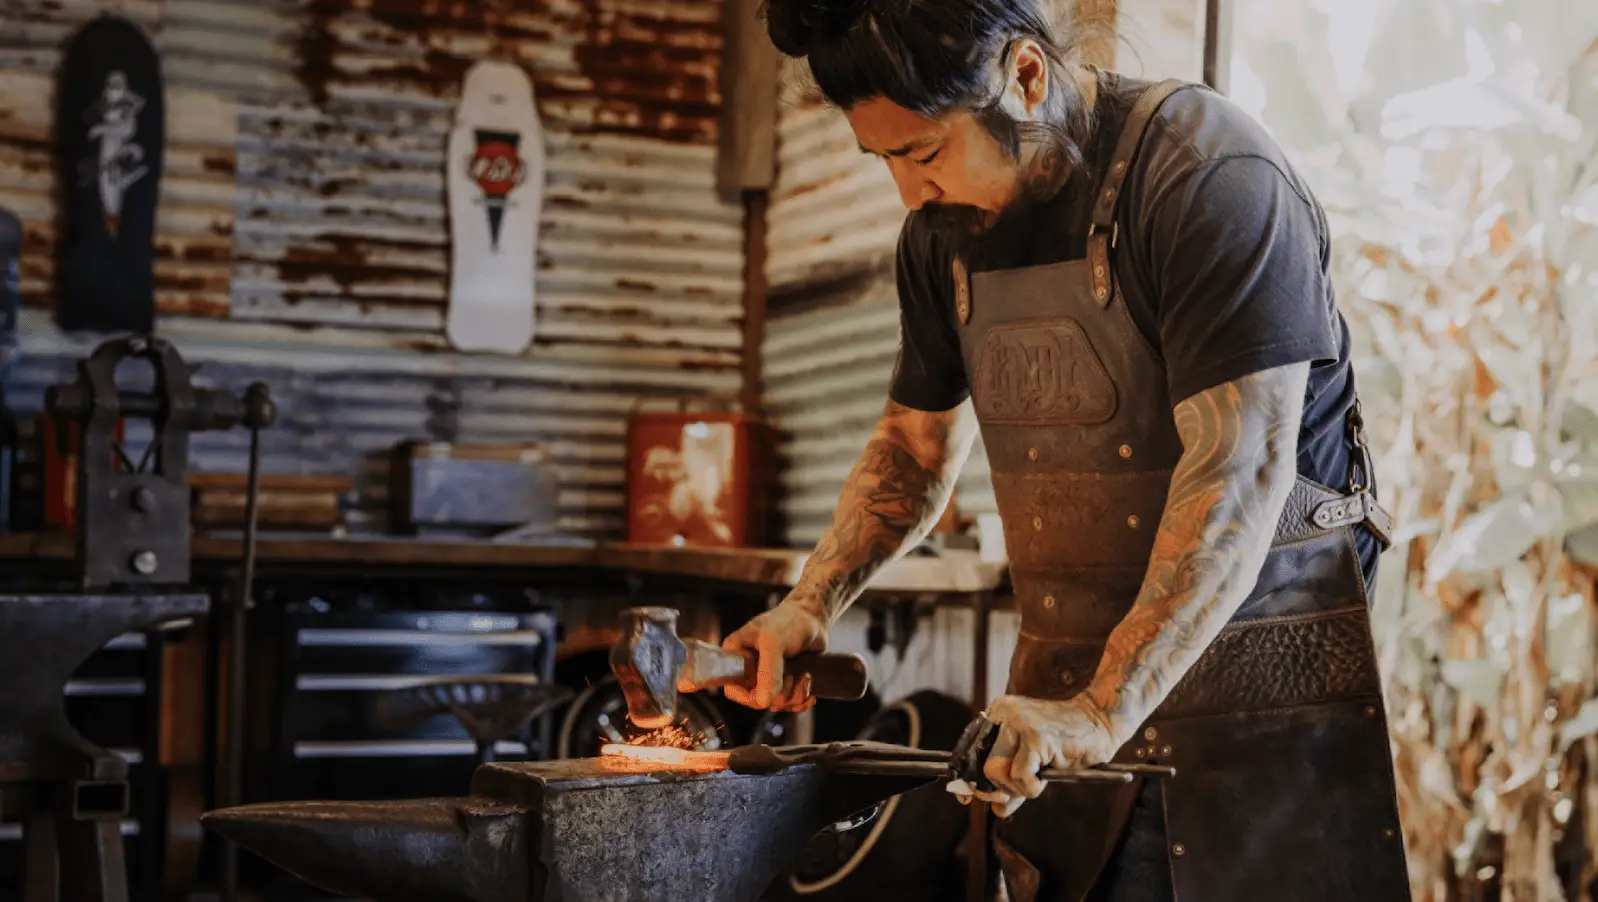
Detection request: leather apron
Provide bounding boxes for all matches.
[952,79,1413,901]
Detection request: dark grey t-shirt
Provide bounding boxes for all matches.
[888,71,1379,585]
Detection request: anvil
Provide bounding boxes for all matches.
[201,745,937,902]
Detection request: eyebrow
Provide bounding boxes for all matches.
[859,137,939,157]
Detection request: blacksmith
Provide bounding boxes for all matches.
[694,0,1412,899]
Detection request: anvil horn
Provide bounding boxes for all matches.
[201,798,527,902]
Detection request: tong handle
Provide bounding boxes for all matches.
[950,714,1177,791]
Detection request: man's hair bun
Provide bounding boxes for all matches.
[764,0,872,56]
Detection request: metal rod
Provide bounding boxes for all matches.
[830,760,1137,784]
[221,423,264,902]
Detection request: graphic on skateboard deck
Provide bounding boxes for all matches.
[55,13,164,333]
[446,60,544,355]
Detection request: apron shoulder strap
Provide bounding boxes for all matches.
[1089,78,1193,231]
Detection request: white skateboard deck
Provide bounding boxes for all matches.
[446,60,543,354]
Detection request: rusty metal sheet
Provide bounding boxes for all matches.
[762,90,1000,544]
[0,0,740,541]
[767,99,905,290]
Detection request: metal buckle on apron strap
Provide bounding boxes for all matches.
[1311,399,1394,548]
[1085,221,1119,248]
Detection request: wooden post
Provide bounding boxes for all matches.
[740,191,769,414]
[716,0,780,201]
[715,0,780,414]
[1202,0,1233,92]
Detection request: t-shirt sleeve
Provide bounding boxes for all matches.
[1142,154,1339,405]
[887,217,970,412]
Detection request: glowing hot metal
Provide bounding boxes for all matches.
[600,743,730,770]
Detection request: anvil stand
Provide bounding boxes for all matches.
[0,335,275,902]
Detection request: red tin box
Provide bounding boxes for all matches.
[40,413,124,531]
[625,402,775,548]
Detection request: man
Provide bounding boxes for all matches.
[693,1,1411,899]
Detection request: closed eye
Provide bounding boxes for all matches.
[915,149,941,165]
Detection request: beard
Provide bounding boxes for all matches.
[920,104,1091,270]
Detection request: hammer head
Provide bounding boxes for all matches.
[610,607,687,729]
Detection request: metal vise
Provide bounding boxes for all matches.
[44,334,275,588]
[202,746,936,902]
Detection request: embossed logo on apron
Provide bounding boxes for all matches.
[972,319,1117,424]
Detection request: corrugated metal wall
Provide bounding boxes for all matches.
[0,0,739,536]
[760,64,995,547]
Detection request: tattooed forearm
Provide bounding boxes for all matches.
[1084,362,1309,741]
[791,398,979,623]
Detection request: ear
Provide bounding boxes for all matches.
[1003,38,1050,118]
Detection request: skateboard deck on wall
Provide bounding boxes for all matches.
[446,60,544,355]
[55,13,164,334]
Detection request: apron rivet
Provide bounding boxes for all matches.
[1093,265,1105,278]
[1161,745,1172,755]
[1118,444,1133,458]
[1172,843,1186,857]
[1042,594,1055,609]
[1027,447,1038,461]
[1127,515,1140,529]
[1364,705,1376,717]
[1095,287,1107,300]
[1113,161,1126,174]
[1104,188,1116,200]
[1144,727,1157,741]
[1135,747,1147,758]
[1383,828,1396,839]
[1032,516,1043,531]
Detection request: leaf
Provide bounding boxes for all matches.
[1490,430,1538,494]
[1559,699,1598,754]
[1556,476,1598,534]
[1545,591,1594,687]
[1440,658,1505,714]
[1566,522,1598,567]
[1561,401,1598,446]
[1427,493,1556,581]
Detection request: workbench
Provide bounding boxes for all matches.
[0,531,1006,595]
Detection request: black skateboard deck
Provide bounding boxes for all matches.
[55,14,164,333]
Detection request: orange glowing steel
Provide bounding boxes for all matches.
[600,743,729,770]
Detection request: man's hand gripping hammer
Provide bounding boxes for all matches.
[610,606,870,729]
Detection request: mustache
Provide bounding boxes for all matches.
[919,203,993,238]
[920,194,1046,269]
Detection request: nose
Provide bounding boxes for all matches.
[888,160,941,210]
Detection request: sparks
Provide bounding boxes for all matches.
[626,723,707,750]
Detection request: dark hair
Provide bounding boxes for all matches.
[764,0,1099,156]
[765,0,1102,260]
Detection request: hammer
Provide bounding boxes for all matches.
[611,606,870,729]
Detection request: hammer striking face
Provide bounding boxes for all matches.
[609,606,686,729]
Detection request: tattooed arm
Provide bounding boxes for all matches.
[977,362,1307,810]
[1084,361,1308,735]
[791,398,980,623]
[715,397,979,711]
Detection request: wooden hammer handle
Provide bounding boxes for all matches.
[781,652,869,700]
